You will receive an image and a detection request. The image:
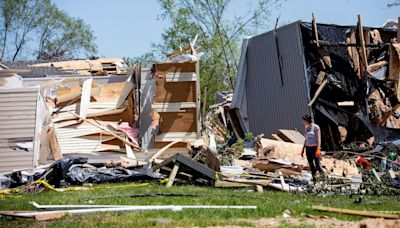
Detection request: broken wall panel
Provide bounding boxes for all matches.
[152,61,200,149]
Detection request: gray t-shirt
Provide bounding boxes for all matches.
[304,123,320,146]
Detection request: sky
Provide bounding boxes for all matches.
[53,0,399,59]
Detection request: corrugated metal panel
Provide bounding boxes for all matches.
[0,87,38,173]
[244,22,309,136]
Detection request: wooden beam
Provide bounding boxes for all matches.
[79,78,92,119]
[48,128,62,160]
[202,87,207,125]
[125,137,136,159]
[166,162,180,187]
[398,17,400,42]
[312,13,319,47]
[312,205,400,219]
[308,79,328,106]
[358,15,369,79]
[148,140,185,162]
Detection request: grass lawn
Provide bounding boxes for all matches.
[0,182,399,227]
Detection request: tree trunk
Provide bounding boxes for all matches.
[12,38,24,61]
[0,24,9,61]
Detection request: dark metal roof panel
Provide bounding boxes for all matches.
[244,22,310,136]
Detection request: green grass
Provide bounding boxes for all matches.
[0,182,399,227]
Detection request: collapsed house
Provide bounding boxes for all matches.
[0,57,202,173]
[0,58,133,173]
[231,18,400,151]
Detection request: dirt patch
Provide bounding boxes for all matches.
[254,217,400,228]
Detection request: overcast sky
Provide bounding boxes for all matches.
[53,0,399,59]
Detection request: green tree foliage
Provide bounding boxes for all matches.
[156,0,280,105]
[124,52,156,68]
[387,0,400,7]
[0,0,97,61]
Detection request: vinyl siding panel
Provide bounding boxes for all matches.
[0,87,38,173]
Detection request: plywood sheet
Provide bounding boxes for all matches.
[159,108,197,133]
[153,79,196,103]
[154,62,196,76]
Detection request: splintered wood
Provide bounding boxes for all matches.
[44,77,139,162]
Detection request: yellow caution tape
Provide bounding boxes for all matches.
[160,178,169,184]
[34,180,63,192]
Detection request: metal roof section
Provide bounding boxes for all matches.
[231,21,310,136]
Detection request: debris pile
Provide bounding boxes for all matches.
[40,76,140,163]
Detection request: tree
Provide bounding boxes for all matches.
[10,0,49,60]
[388,0,400,7]
[37,15,97,60]
[156,0,280,105]
[0,0,97,61]
[0,0,26,60]
[124,52,156,68]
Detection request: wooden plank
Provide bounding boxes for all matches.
[225,178,271,187]
[48,128,61,160]
[92,82,126,103]
[312,13,319,47]
[159,108,197,133]
[308,79,328,106]
[116,77,133,108]
[125,136,136,159]
[166,162,180,187]
[398,17,400,42]
[214,180,252,188]
[358,14,369,79]
[312,206,400,219]
[202,87,207,125]
[278,129,305,144]
[271,134,285,141]
[154,62,196,76]
[347,29,360,78]
[149,140,185,162]
[153,80,196,103]
[79,78,92,119]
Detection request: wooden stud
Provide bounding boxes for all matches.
[398,17,400,42]
[48,128,62,160]
[79,78,92,120]
[312,13,319,47]
[308,79,328,106]
[358,15,369,79]
[166,162,180,187]
[312,205,400,219]
[125,137,136,159]
[202,87,208,126]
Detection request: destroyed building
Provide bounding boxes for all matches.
[0,58,132,173]
[231,19,400,151]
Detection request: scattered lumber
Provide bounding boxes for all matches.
[312,205,400,219]
[277,129,305,144]
[41,76,139,162]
